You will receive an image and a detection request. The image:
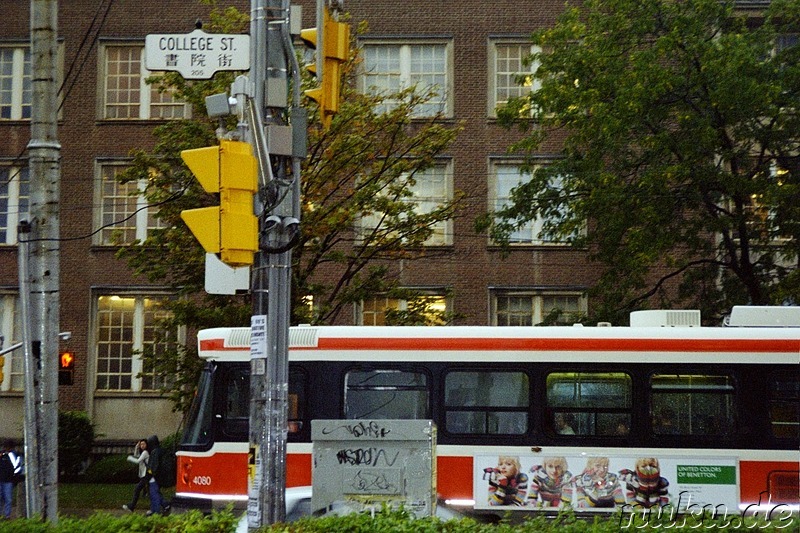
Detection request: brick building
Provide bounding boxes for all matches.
[0,0,601,445]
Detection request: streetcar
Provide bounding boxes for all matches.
[173,306,799,517]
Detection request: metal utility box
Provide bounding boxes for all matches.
[311,419,436,517]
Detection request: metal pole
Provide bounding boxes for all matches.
[247,0,294,528]
[27,0,61,523]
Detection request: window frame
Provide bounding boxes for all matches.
[768,373,799,440]
[93,160,167,246]
[92,292,184,394]
[359,39,454,118]
[0,293,22,392]
[357,160,454,247]
[487,39,540,117]
[358,290,450,326]
[490,289,587,326]
[98,42,189,121]
[443,369,530,436]
[649,373,736,437]
[0,44,31,120]
[343,367,430,420]
[488,159,575,246]
[545,371,632,437]
[0,165,30,245]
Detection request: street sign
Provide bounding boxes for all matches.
[145,29,250,80]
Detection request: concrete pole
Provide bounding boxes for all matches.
[17,222,42,518]
[26,0,61,523]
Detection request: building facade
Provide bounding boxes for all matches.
[0,0,602,445]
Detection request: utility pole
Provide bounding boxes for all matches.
[247,0,303,529]
[25,0,61,523]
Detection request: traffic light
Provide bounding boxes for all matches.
[301,8,350,128]
[180,140,259,267]
[0,355,4,385]
[59,351,75,386]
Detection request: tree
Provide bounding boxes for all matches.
[480,0,799,323]
[115,7,462,410]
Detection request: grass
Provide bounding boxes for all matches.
[58,483,176,511]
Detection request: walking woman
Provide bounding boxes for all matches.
[122,439,149,512]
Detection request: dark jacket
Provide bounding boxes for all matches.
[146,435,161,480]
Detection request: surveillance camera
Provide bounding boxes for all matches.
[282,217,300,233]
[59,331,72,341]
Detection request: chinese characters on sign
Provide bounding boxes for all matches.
[145,29,250,80]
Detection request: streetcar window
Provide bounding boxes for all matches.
[182,365,214,447]
[770,376,799,439]
[288,369,306,434]
[545,372,631,436]
[222,366,249,438]
[344,370,428,419]
[650,374,735,436]
[444,371,529,435]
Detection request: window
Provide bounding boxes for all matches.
[0,166,29,244]
[181,364,215,447]
[444,371,529,435]
[0,45,31,120]
[491,290,586,326]
[650,374,735,436]
[0,294,22,392]
[358,163,453,246]
[770,376,799,440]
[344,369,428,419]
[94,294,181,392]
[221,365,249,439]
[94,162,166,245]
[288,369,307,435]
[745,163,791,243]
[361,41,451,117]
[546,372,632,436]
[359,292,449,326]
[101,44,188,120]
[490,161,572,245]
[488,41,539,117]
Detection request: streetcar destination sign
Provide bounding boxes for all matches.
[145,29,250,80]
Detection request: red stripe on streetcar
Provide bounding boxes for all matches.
[315,337,797,353]
[201,337,797,353]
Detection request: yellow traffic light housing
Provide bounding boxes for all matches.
[0,355,4,385]
[180,140,259,267]
[301,8,350,128]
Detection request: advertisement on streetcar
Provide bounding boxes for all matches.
[474,454,738,512]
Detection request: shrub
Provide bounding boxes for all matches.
[58,411,95,481]
[81,454,139,484]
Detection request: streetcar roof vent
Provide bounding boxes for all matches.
[289,327,320,348]
[629,309,701,327]
[725,306,800,327]
[227,327,251,348]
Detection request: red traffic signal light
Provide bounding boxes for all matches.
[59,351,75,385]
[60,351,75,369]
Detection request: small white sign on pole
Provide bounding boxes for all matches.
[204,253,249,295]
[145,29,250,79]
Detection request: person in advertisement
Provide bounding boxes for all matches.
[527,456,573,508]
[619,457,671,508]
[573,457,625,508]
[485,456,529,506]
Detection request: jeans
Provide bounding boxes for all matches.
[148,480,164,514]
[0,482,13,518]
[128,476,149,510]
